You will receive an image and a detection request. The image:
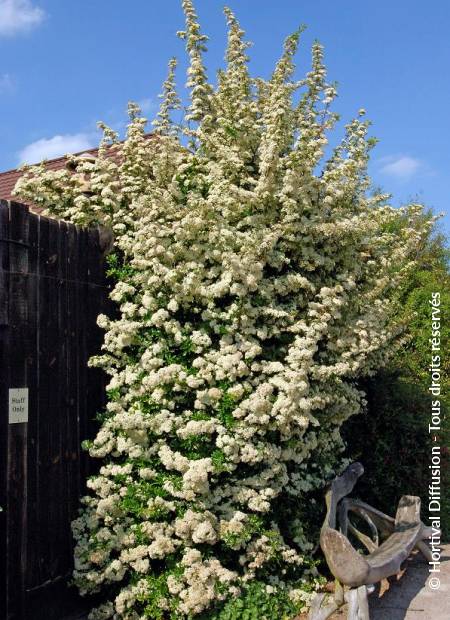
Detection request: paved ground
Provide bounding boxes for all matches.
[369,544,450,620]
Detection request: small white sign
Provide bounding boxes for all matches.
[9,388,28,424]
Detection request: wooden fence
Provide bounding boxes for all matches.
[0,200,111,620]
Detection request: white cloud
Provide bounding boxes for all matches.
[379,155,422,181]
[18,133,96,164]
[0,0,45,37]
[137,98,156,115]
[0,72,15,93]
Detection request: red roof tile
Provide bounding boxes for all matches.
[0,134,155,214]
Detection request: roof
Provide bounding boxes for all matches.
[0,134,154,214]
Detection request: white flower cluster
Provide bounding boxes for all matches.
[14,1,430,618]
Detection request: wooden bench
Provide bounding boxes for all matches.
[309,462,433,620]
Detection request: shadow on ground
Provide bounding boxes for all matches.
[370,546,450,620]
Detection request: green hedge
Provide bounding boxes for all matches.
[343,224,449,541]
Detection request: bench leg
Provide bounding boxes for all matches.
[347,588,359,620]
[335,579,344,606]
[308,580,346,620]
[346,586,370,620]
[357,585,370,620]
[308,592,340,620]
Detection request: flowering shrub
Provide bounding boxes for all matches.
[15,2,430,618]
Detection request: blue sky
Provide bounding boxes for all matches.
[0,0,448,235]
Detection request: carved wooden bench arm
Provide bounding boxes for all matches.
[309,462,434,620]
[339,497,433,561]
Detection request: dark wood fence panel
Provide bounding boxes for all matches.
[0,200,111,620]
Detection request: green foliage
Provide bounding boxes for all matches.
[198,581,301,620]
[343,374,432,506]
[138,572,178,620]
[343,220,449,540]
[106,251,136,281]
[216,384,237,429]
[221,515,264,549]
[398,273,449,395]
[211,449,229,473]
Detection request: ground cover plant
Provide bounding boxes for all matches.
[15,1,431,618]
